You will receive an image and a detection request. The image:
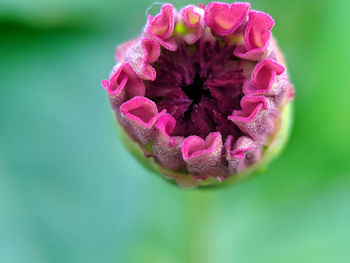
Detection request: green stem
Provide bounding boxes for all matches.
[184,190,217,263]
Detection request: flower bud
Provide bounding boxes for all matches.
[102,2,294,188]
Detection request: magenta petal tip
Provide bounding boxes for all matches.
[145,4,177,51]
[204,2,250,36]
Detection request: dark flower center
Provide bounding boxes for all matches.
[145,39,248,139]
[181,72,210,105]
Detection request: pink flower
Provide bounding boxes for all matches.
[102,2,294,188]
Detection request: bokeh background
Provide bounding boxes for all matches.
[1,0,350,262]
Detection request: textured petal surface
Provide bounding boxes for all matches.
[225,135,261,174]
[152,114,186,170]
[145,4,177,51]
[101,63,145,109]
[120,96,166,144]
[115,39,138,63]
[180,5,204,44]
[234,10,274,61]
[204,2,250,36]
[243,58,285,96]
[228,96,274,143]
[182,132,226,177]
[126,37,161,81]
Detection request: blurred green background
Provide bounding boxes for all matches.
[1,0,350,262]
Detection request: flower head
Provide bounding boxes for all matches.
[102,2,294,188]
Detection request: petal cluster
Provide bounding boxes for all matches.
[102,2,294,187]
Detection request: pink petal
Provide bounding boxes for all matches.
[181,5,204,44]
[204,2,250,36]
[245,11,274,50]
[228,96,274,143]
[182,132,227,177]
[141,37,161,63]
[152,114,186,170]
[115,39,138,63]
[243,58,285,96]
[145,4,177,51]
[126,37,160,81]
[101,63,145,109]
[234,10,274,61]
[182,5,202,27]
[138,38,160,80]
[120,96,166,144]
[224,136,261,174]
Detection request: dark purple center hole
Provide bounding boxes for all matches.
[145,40,247,139]
[181,72,210,105]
